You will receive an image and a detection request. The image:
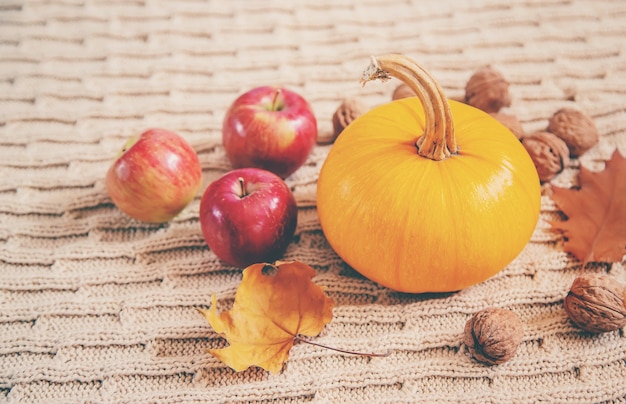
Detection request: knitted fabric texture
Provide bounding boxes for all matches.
[1,0,625,402]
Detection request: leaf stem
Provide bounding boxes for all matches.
[294,335,391,358]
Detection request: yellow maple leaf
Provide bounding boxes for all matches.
[197,260,335,373]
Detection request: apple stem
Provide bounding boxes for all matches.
[271,89,283,111]
[294,335,391,358]
[238,177,247,197]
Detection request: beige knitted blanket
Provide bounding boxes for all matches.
[1,0,625,402]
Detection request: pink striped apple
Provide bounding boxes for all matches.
[106,128,202,223]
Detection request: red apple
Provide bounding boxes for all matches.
[199,168,298,267]
[222,86,317,179]
[106,128,202,223]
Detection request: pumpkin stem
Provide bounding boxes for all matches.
[361,54,457,161]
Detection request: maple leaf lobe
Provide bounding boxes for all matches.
[550,149,626,265]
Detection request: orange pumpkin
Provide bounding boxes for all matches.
[317,54,541,293]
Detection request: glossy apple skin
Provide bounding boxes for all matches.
[222,86,317,179]
[105,128,202,223]
[199,168,298,267]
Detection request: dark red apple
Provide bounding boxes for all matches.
[222,86,317,179]
[199,168,298,267]
[105,128,202,223]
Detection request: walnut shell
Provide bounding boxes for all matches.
[564,273,626,333]
[331,98,367,142]
[465,66,511,113]
[521,131,570,183]
[490,112,525,139]
[547,108,599,157]
[392,83,414,100]
[463,307,524,365]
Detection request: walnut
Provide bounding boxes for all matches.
[489,112,525,139]
[547,108,599,157]
[392,83,414,100]
[564,273,626,333]
[463,307,524,365]
[464,66,511,113]
[521,131,570,183]
[331,98,367,142]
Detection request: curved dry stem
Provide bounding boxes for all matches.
[294,335,391,358]
[361,54,457,160]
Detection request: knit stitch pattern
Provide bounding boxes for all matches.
[0,0,625,402]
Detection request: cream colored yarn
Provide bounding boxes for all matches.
[1,0,625,402]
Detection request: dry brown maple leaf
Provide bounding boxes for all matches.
[197,260,335,374]
[550,149,626,266]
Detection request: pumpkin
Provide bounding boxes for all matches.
[316,54,541,293]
